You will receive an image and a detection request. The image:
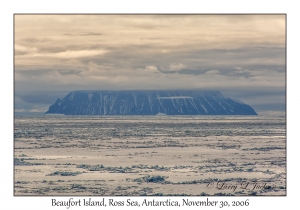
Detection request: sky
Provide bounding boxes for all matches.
[14,15,286,114]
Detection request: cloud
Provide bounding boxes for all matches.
[30,49,108,59]
[14,109,26,112]
[257,110,286,116]
[58,70,82,75]
[144,66,159,73]
[15,44,38,55]
[29,109,43,112]
[205,70,220,74]
[14,15,286,113]
[169,63,185,71]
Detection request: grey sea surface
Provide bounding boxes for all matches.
[14,115,286,196]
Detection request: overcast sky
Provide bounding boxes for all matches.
[14,15,286,114]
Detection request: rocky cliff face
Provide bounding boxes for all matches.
[45,90,257,115]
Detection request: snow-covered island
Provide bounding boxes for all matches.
[45,90,257,115]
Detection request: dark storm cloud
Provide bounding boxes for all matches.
[16,69,53,76]
[221,89,286,113]
[244,64,286,72]
[177,69,218,75]
[20,37,53,43]
[14,91,71,112]
[16,94,57,105]
[58,70,82,75]
[16,69,83,79]
[252,103,286,112]
[15,91,70,104]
